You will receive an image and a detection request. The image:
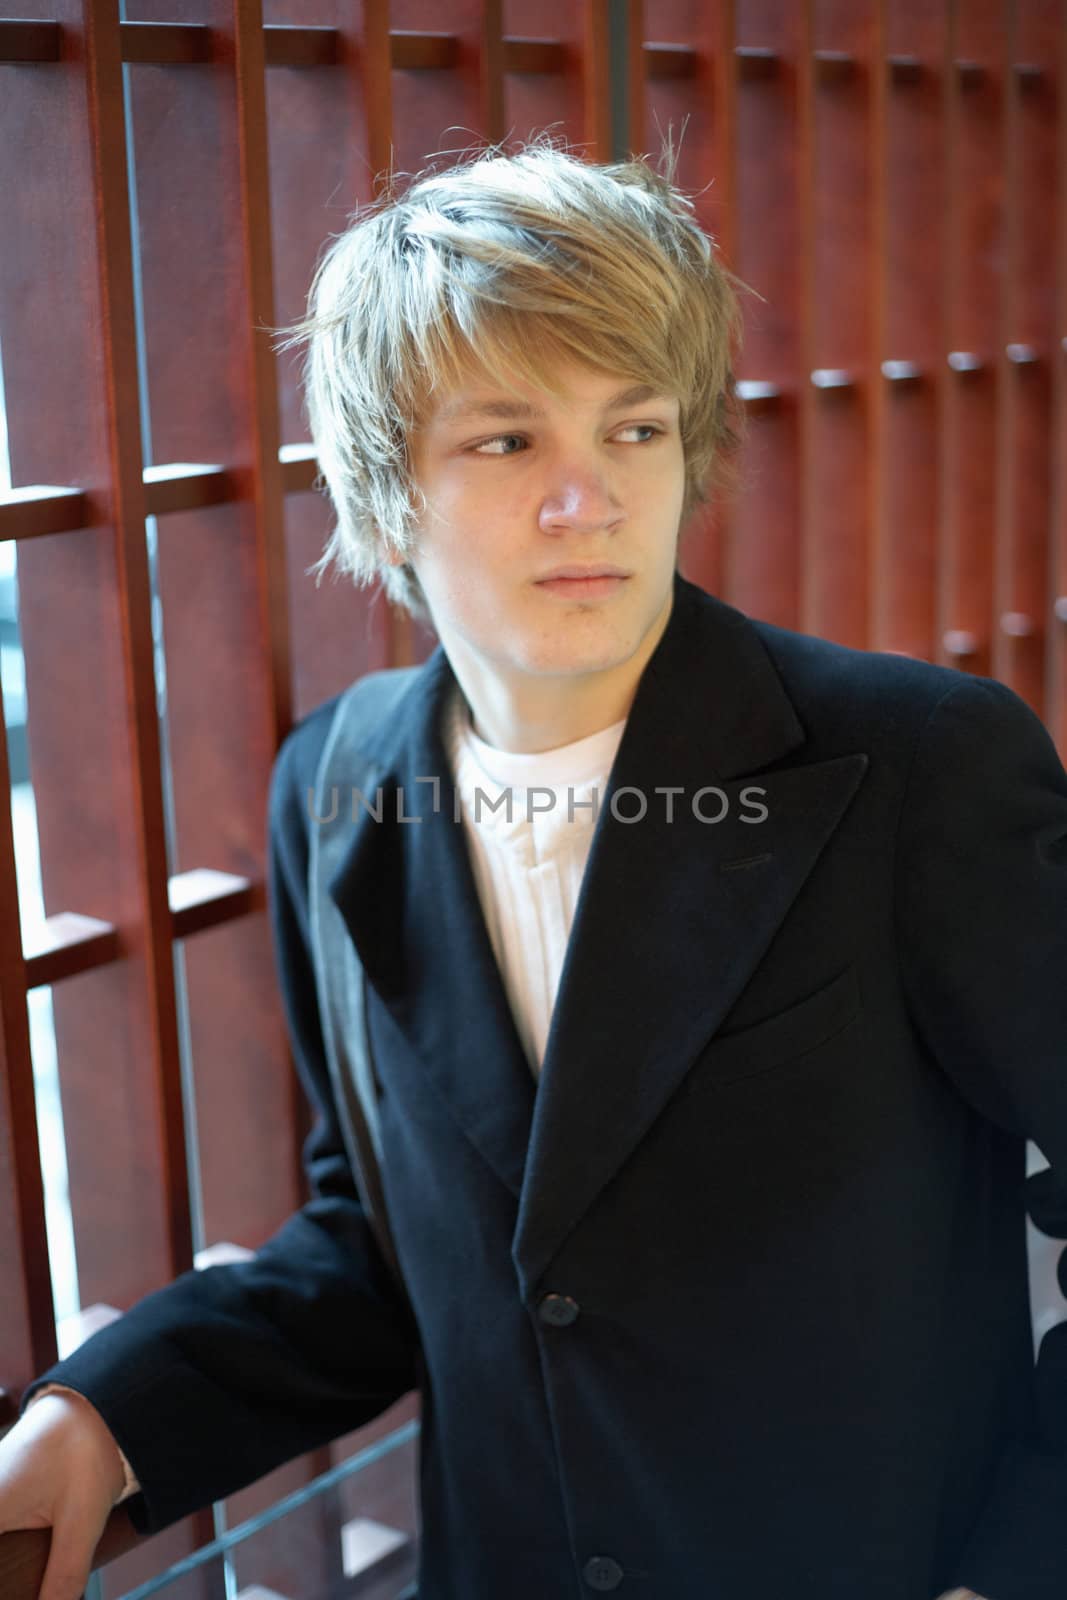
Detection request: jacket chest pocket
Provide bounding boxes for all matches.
[677,963,862,1096]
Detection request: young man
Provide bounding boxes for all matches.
[2,135,1065,1600]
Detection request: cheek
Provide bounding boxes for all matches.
[421,554,508,629]
[419,500,515,588]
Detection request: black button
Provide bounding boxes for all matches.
[583,1554,624,1590]
[537,1292,580,1326]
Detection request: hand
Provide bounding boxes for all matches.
[935,1590,986,1599]
[0,1390,127,1600]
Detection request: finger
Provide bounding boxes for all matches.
[38,1522,93,1600]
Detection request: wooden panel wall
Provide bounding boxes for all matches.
[0,0,1064,1594]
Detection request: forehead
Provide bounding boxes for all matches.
[427,379,674,428]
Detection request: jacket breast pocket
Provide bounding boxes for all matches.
[677,964,862,1096]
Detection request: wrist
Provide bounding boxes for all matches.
[27,1387,128,1504]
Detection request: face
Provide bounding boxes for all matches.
[396,358,687,723]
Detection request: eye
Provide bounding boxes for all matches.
[472,433,526,456]
[470,424,665,456]
[616,424,664,445]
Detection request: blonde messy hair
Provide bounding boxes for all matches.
[274,130,754,620]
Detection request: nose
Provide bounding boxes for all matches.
[537,457,624,535]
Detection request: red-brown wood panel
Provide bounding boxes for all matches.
[0,703,53,1416]
[991,2,1058,714]
[1050,5,1067,761]
[801,0,876,648]
[874,1,948,659]
[502,0,612,161]
[705,2,805,622]
[939,0,1006,681]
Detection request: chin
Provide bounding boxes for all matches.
[516,640,636,678]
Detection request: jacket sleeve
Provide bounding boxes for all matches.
[18,701,422,1535]
[895,673,1067,1600]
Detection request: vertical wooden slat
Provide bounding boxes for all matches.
[991,0,1058,714]
[502,0,613,163]
[0,699,54,1409]
[234,0,292,746]
[388,0,506,163]
[1049,0,1067,760]
[938,0,1005,679]
[621,0,646,162]
[801,0,875,647]
[708,4,804,624]
[872,1,947,658]
[581,0,613,156]
[705,2,738,465]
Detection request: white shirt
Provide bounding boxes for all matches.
[443,682,626,1074]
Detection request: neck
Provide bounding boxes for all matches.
[448,594,673,755]
[462,680,630,754]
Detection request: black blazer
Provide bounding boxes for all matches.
[24,573,1067,1600]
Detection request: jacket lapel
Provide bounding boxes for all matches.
[326,645,537,1204]
[509,576,869,1294]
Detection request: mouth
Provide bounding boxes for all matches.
[534,568,632,599]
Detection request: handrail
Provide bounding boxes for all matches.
[0,1503,142,1598]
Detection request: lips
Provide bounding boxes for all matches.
[535,567,631,582]
[534,572,631,600]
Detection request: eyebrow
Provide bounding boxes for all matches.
[434,382,671,426]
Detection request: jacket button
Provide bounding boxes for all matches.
[583,1554,624,1590]
[537,1292,580,1326]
